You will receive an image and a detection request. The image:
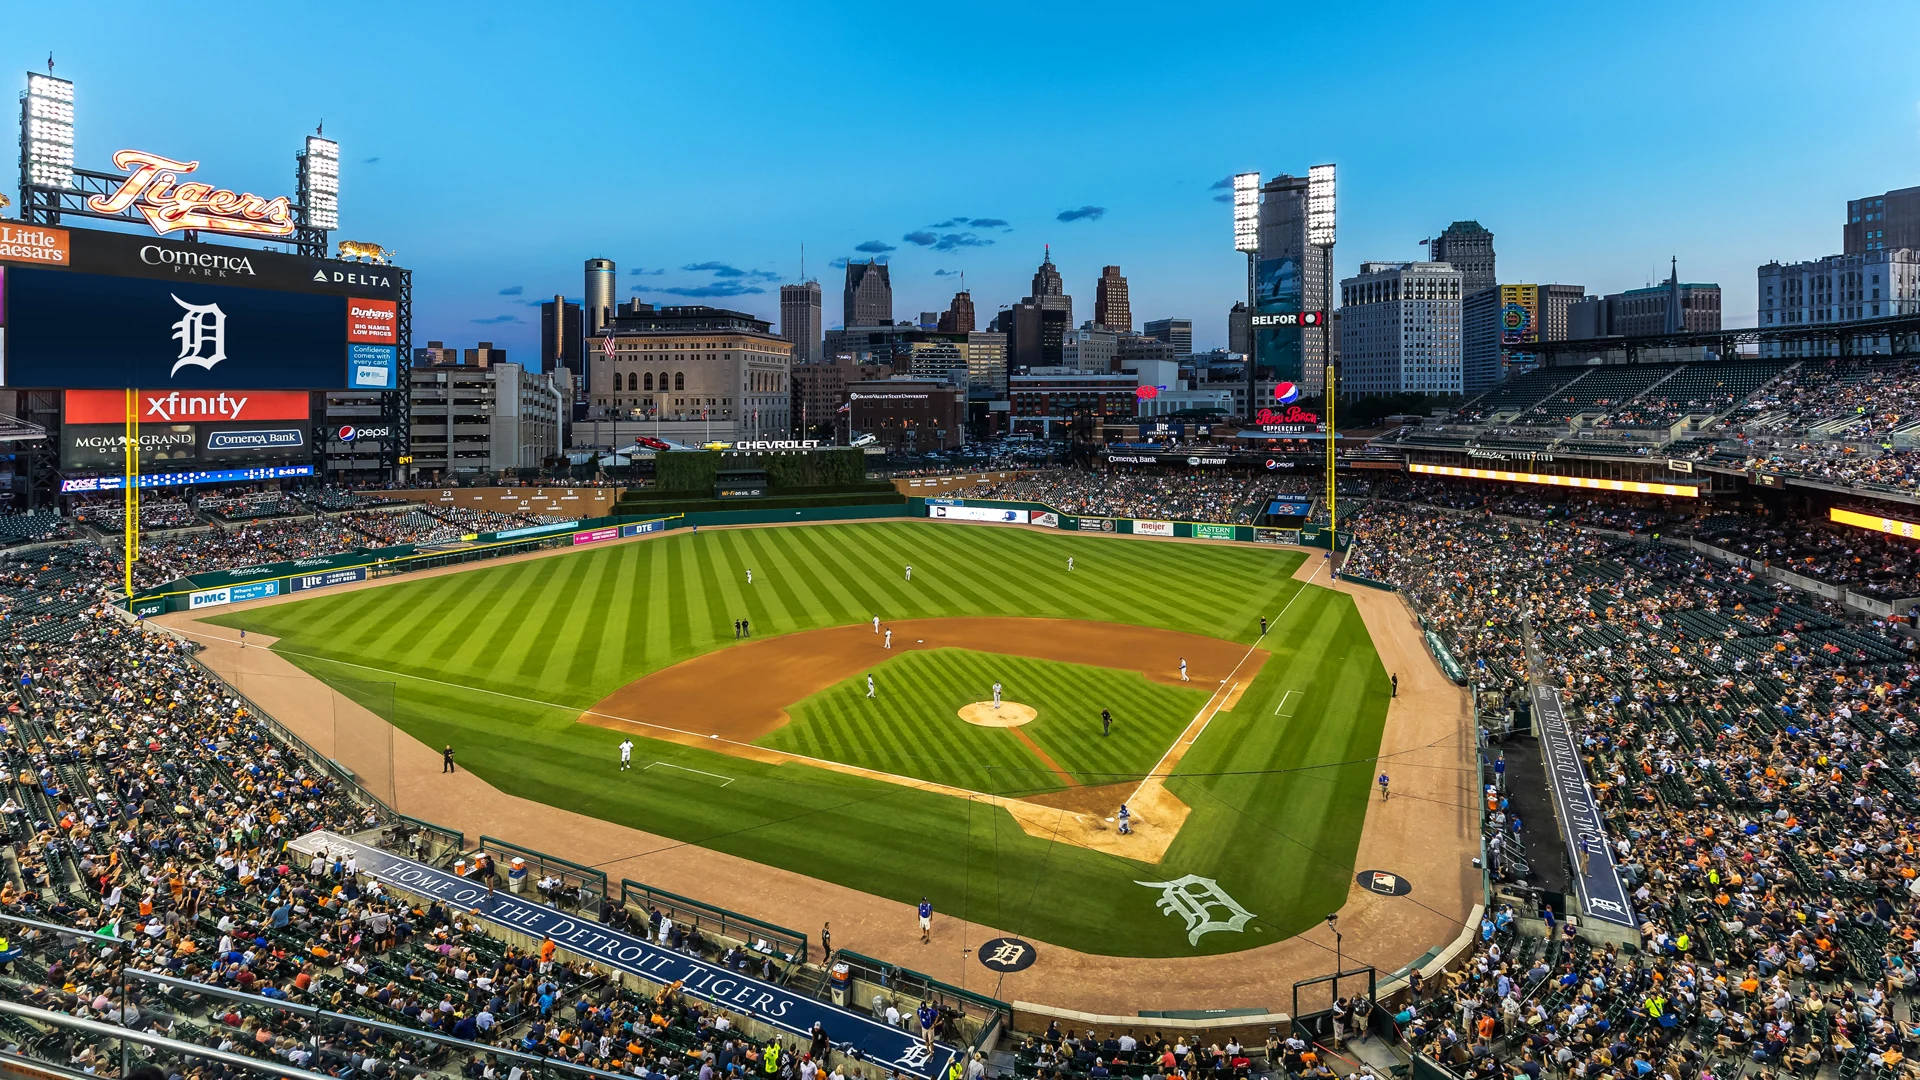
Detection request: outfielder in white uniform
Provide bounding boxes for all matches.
[746,568,753,585]
[866,675,876,698]
[618,739,633,770]
[991,682,1002,709]
[904,564,912,581]
[1067,556,1074,572]
[884,628,892,649]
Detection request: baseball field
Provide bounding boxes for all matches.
[204,520,1391,958]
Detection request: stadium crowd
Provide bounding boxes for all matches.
[967,469,1313,523]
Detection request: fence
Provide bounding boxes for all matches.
[476,834,608,916]
[619,877,809,962]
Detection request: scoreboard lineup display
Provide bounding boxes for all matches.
[0,225,400,391]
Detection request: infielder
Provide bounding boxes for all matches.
[884,628,892,650]
[618,739,633,770]
[1179,656,1189,682]
[872,615,880,634]
[866,675,876,699]
[1117,803,1132,835]
[991,681,1002,709]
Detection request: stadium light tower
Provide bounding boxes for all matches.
[21,71,75,204]
[1232,171,1261,424]
[1307,164,1338,565]
[298,134,340,237]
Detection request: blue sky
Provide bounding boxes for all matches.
[8,0,1915,358]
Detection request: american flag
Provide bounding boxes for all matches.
[601,335,615,358]
[836,402,851,415]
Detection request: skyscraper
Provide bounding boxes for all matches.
[585,258,616,338]
[1227,303,1251,356]
[1846,186,1920,254]
[779,281,823,365]
[1093,265,1131,332]
[843,259,893,327]
[1143,317,1192,355]
[1427,221,1497,295]
[1339,262,1463,395]
[539,295,583,377]
[1032,246,1065,300]
[1029,246,1072,335]
[1255,172,1332,394]
[938,291,976,333]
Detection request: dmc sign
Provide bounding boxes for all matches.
[87,149,296,238]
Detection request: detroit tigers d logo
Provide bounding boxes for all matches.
[1135,874,1256,946]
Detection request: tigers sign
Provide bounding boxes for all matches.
[87,149,296,238]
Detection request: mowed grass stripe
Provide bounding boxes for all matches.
[512,552,592,681]
[782,524,882,620]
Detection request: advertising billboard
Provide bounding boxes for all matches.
[61,421,308,468]
[1499,284,1539,346]
[3,268,385,389]
[21,226,399,299]
[1253,255,1304,385]
[65,389,310,424]
[927,504,1029,524]
[1133,520,1175,537]
[58,463,314,493]
[290,567,369,592]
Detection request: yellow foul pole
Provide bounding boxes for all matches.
[123,388,140,598]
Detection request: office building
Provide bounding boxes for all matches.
[1427,221,1496,295]
[1846,186,1920,254]
[1758,248,1920,357]
[1008,372,1138,438]
[845,378,966,450]
[413,340,459,367]
[463,341,508,369]
[843,259,893,328]
[1567,263,1721,338]
[409,362,565,475]
[589,303,793,440]
[825,324,915,365]
[1117,333,1178,373]
[779,281,823,366]
[1062,326,1118,374]
[1254,172,1332,394]
[961,331,1008,396]
[1143,317,1193,355]
[1228,302,1251,356]
[1093,265,1131,332]
[539,296,583,377]
[937,290,976,333]
[1338,262,1463,396]
[1538,284,1587,344]
[585,258,616,337]
[789,358,891,436]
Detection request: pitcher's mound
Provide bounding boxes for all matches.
[959,701,1036,727]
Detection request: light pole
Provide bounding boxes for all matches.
[1325,912,1342,1008]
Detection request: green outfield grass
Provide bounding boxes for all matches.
[763,648,1209,793]
[207,521,1392,957]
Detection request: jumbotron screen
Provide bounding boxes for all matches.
[0,224,398,391]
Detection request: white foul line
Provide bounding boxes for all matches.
[1275,688,1302,717]
[643,761,735,787]
[1124,556,1326,807]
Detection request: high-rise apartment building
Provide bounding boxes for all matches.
[585,258,616,338]
[1338,262,1463,396]
[539,296,583,377]
[843,259,893,328]
[1427,221,1497,295]
[1537,284,1587,344]
[1143,317,1192,355]
[1093,265,1131,332]
[1846,186,1920,254]
[1758,248,1920,357]
[779,281,823,365]
[937,290,976,333]
[1227,303,1250,356]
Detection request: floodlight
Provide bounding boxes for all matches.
[23,71,75,190]
[301,135,340,230]
[1232,171,1260,253]
[1306,163,1336,248]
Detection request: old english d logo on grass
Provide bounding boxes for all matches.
[1135,873,1256,946]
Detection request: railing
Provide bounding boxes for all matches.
[477,834,608,917]
[619,877,808,963]
[834,949,1009,1047]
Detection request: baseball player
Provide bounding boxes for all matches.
[991,681,1002,709]
[872,614,880,634]
[1117,803,1132,835]
[746,568,753,585]
[884,628,892,650]
[904,564,913,582]
[1101,708,1112,736]
[1179,656,1189,682]
[619,739,633,770]
[1067,556,1074,572]
[918,897,932,943]
[866,675,876,699]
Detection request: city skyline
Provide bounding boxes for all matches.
[6,0,1915,362]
